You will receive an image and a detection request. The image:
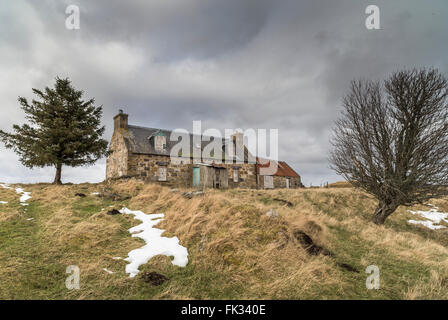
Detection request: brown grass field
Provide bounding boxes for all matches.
[0,179,447,299]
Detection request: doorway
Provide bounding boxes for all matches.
[192,167,200,187]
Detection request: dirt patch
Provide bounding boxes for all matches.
[106,209,121,215]
[273,198,293,207]
[337,263,359,273]
[141,271,169,286]
[293,230,359,273]
[293,230,333,256]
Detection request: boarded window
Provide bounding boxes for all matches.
[154,135,166,151]
[158,166,167,181]
[264,176,274,189]
[233,168,239,182]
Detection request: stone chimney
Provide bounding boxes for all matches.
[114,109,128,131]
[231,130,256,164]
[231,131,244,148]
[231,131,245,163]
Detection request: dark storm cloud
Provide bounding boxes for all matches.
[83,0,273,62]
[0,0,447,184]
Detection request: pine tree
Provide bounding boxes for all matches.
[0,77,109,184]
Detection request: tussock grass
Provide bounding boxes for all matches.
[0,180,447,299]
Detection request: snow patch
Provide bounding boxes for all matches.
[0,201,7,204]
[0,183,12,189]
[112,257,122,260]
[120,207,189,278]
[91,192,100,195]
[15,188,31,206]
[408,204,448,230]
[103,268,114,274]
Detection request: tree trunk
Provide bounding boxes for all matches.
[53,163,62,185]
[371,201,397,225]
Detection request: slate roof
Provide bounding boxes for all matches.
[126,125,230,159]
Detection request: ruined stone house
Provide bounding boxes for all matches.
[106,111,302,189]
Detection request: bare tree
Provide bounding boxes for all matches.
[330,68,448,224]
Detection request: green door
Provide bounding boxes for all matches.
[192,167,200,187]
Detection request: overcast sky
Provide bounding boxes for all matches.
[1,0,447,185]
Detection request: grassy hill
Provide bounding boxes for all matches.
[0,180,447,299]
[328,181,352,188]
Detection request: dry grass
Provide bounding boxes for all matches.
[327,181,352,188]
[130,186,341,298]
[0,180,447,299]
[0,186,21,222]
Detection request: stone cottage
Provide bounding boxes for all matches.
[106,111,302,189]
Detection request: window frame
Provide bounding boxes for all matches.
[264,175,274,189]
[158,166,167,182]
[154,135,167,152]
[233,168,239,183]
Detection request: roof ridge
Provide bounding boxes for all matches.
[128,124,229,141]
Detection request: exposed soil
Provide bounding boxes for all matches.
[337,263,359,273]
[106,209,121,215]
[273,198,294,207]
[141,271,169,286]
[293,230,359,272]
[293,230,333,256]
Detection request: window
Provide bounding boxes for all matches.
[264,176,274,189]
[286,178,290,189]
[233,168,239,182]
[154,135,166,151]
[158,166,167,181]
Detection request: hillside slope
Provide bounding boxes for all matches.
[0,180,447,299]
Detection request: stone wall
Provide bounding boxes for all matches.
[225,163,258,189]
[127,154,194,187]
[289,177,302,188]
[257,175,302,189]
[126,153,259,189]
[106,131,129,179]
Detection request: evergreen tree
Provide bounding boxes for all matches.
[0,77,109,184]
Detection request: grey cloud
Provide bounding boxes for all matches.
[1,0,447,186]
